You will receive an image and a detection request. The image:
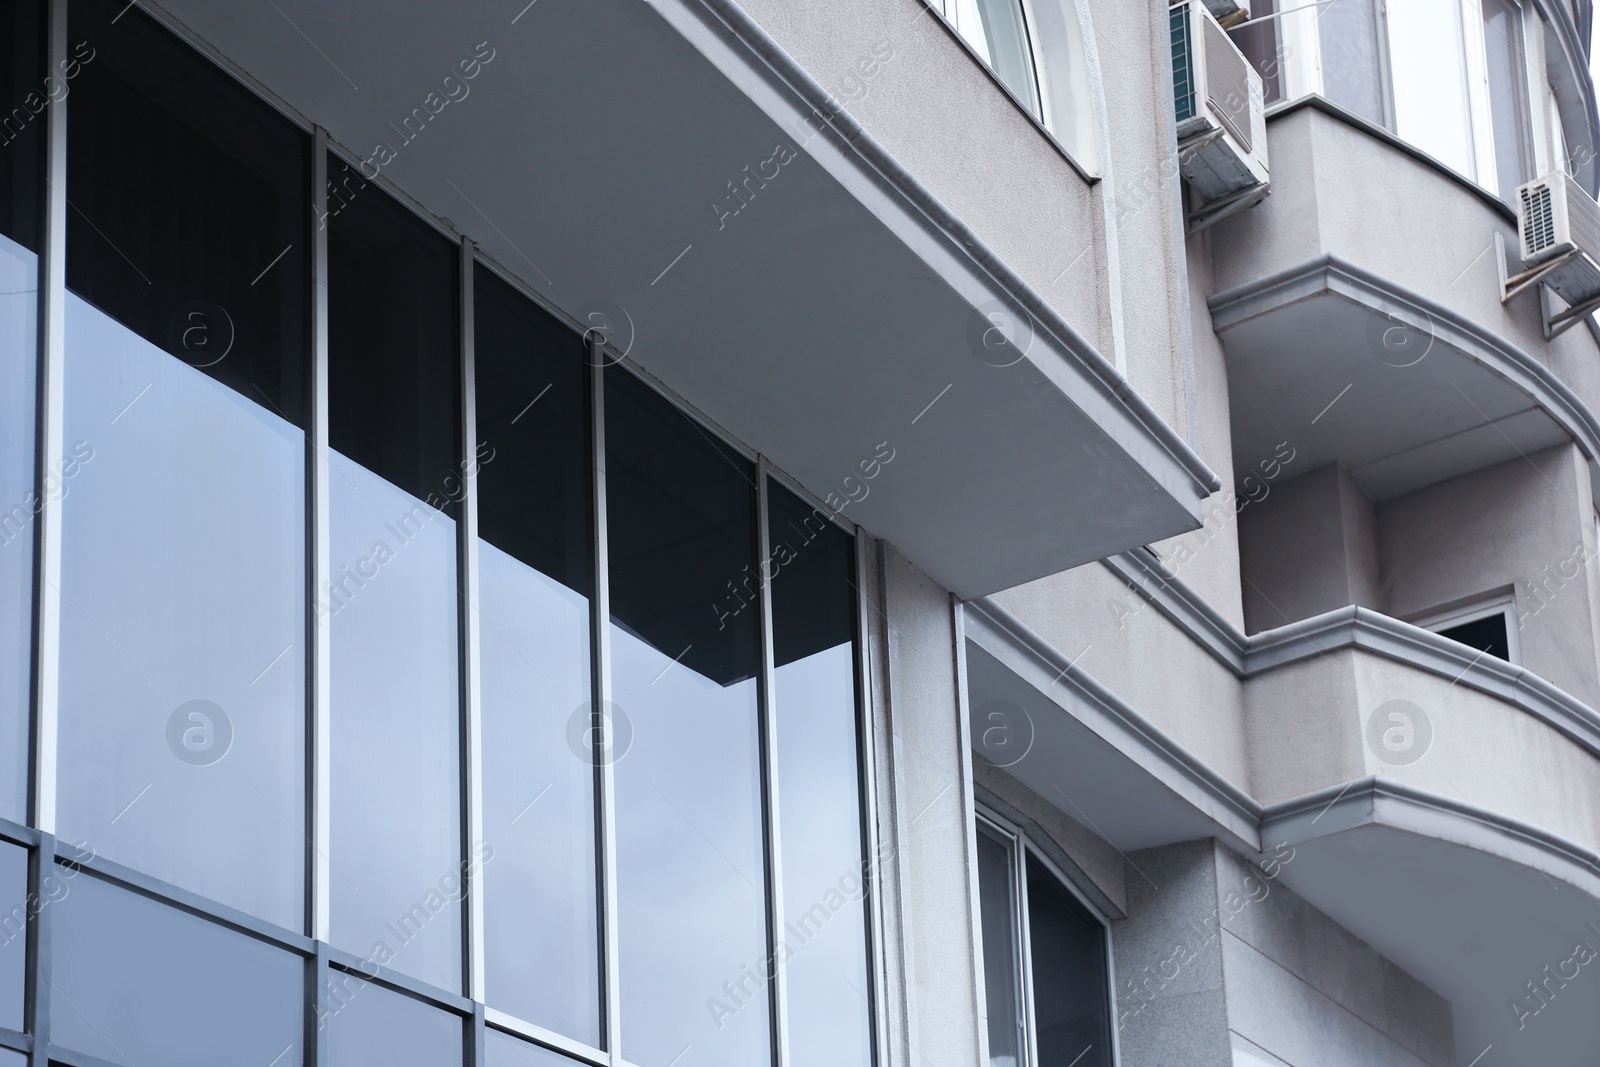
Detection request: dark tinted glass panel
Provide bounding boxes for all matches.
[0,841,23,1031]
[0,0,43,825]
[327,157,458,507]
[1318,0,1385,125]
[68,0,309,424]
[486,1029,579,1066]
[0,0,44,253]
[768,483,870,1067]
[327,162,463,992]
[1026,855,1112,1067]
[1437,613,1511,660]
[606,368,770,1067]
[59,0,306,926]
[325,975,463,1067]
[475,266,600,1042]
[977,831,1022,1067]
[1234,0,1281,105]
[54,871,303,1066]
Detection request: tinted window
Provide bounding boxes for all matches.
[1026,855,1112,1067]
[486,1029,579,1066]
[59,0,307,927]
[0,841,24,1032]
[1437,613,1511,661]
[0,0,44,825]
[768,483,871,1067]
[327,162,463,993]
[977,831,1023,1067]
[606,367,771,1067]
[53,871,303,1066]
[475,266,600,1043]
[324,975,463,1067]
[68,0,309,423]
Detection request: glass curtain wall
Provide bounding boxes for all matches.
[58,0,309,929]
[9,2,878,1064]
[0,0,44,826]
[327,157,464,994]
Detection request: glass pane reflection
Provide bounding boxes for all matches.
[0,841,24,1032]
[767,483,872,1067]
[325,976,462,1067]
[0,0,43,826]
[1026,854,1112,1067]
[475,265,599,1044]
[606,368,771,1067]
[977,830,1022,1067]
[327,163,463,994]
[486,1029,577,1066]
[53,871,303,1066]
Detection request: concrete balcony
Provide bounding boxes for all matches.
[1205,102,1600,510]
[967,569,1600,1066]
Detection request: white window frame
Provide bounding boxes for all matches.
[974,808,1121,1067]
[1266,0,1574,199]
[937,0,1049,125]
[1411,590,1521,663]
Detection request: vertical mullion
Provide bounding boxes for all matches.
[1012,838,1038,1067]
[458,240,486,1008]
[589,348,622,1064]
[754,460,789,1067]
[31,0,67,839]
[852,529,889,1067]
[309,130,332,1067]
[310,129,332,950]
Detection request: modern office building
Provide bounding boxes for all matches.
[2,0,1599,1064]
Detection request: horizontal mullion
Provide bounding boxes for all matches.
[53,851,314,958]
[324,945,474,1017]
[482,1007,607,1067]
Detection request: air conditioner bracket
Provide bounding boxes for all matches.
[1495,232,1600,340]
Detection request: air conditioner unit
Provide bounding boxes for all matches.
[1515,171,1600,306]
[1170,0,1268,206]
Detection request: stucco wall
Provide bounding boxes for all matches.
[1378,443,1600,708]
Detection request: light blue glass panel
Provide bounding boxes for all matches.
[324,975,462,1067]
[612,624,767,1066]
[57,295,305,928]
[0,1049,20,1065]
[0,841,23,1032]
[0,234,34,826]
[53,870,302,1066]
[480,541,598,1039]
[329,450,463,993]
[777,645,872,1067]
[485,1029,576,1066]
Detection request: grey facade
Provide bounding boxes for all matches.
[2,0,1599,1065]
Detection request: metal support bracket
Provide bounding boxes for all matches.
[1185,180,1270,235]
[1495,231,1600,340]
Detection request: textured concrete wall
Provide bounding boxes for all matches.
[1378,443,1600,707]
[1239,463,1383,633]
[867,543,984,1067]
[1214,846,1455,1067]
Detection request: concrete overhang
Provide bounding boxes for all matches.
[971,588,1600,1065]
[1264,782,1600,1067]
[1209,255,1600,504]
[148,0,1217,599]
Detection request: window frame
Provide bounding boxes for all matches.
[1265,0,1595,202]
[938,0,1049,126]
[974,808,1120,1067]
[15,1,889,1065]
[1410,591,1521,664]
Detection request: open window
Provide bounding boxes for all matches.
[976,812,1117,1067]
[1412,592,1519,664]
